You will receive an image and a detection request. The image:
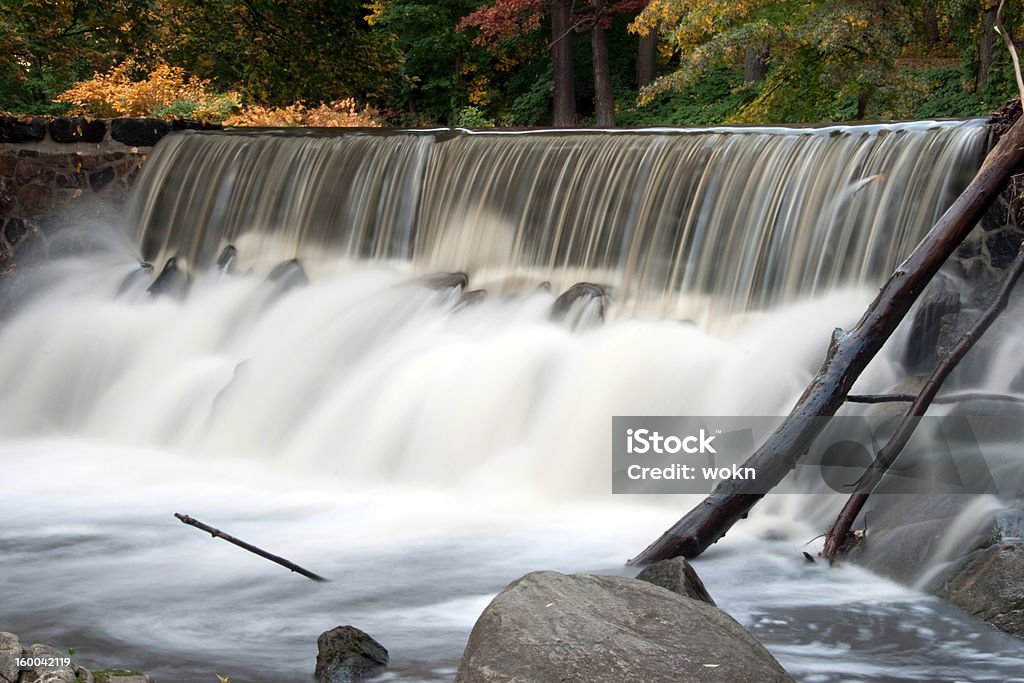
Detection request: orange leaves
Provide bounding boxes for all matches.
[222,99,382,127]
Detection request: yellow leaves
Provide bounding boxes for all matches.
[56,59,239,120]
[223,99,382,128]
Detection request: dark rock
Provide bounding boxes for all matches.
[454,289,486,311]
[147,257,188,300]
[267,258,309,297]
[0,117,45,143]
[48,117,105,143]
[314,626,389,683]
[419,271,468,291]
[89,167,117,191]
[455,571,793,683]
[930,543,1024,638]
[116,262,154,299]
[215,245,238,273]
[902,285,960,373]
[636,557,716,605]
[110,118,171,147]
[551,282,606,328]
[170,119,223,131]
[3,218,29,247]
[986,228,1024,270]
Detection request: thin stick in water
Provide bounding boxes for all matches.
[174,513,328,582]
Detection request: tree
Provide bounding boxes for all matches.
[156,0,403,106]
[0,0,157,113]
[631,1,920,123]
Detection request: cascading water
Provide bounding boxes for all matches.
[2,121,1023,682]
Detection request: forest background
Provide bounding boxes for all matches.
[0,1,1020,128]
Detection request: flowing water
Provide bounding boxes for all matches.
[3,121,1024,682]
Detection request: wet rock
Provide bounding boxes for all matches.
[0,117,45,143]
[419,271,468,291]
[90,671,153,683]
[455,571,793,683]
[0,632,20,683]
[47,117,106,144]
[147,257,188,300]
[930,543,1024,638]
[3,218,29,248]
[550,282,606,328]
[902,286,960,373]
[636,557,716,605]
[20,644,76,683]
[454,289,487,311]
[986,228,1024,270]
[170,119,223,131]
[88,168,116,191]
[115,262,154,299]
[110,118,170,147]
[215,245,237,273]
[314,626,389,683]
[267,258,309,298]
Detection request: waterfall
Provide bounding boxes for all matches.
[3,120,1023,682]
[127,121,989,317]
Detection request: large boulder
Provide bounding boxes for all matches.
[0,633,20,683]
[314,626,389,683]
[930,543,1024,638]
[455,571,793,683]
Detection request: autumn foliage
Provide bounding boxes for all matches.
[56,60,238,120]
[223,99,382,127]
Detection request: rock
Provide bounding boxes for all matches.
[89,168,116,191]
[147,257,189,300]
[550,282,606,328]
[419,271,468,291]
[454,289,486,311]
[986,228,1024,270]
[110,118,170,147]
[215,245,237,273]
[47,118,106,144]
[0,117,46,143]
[90,670,152,683]
[314,626,389,683]
[73,668,95,683]
[266,258,309,298]
[170,119,222,131]
[115,262,154,299]
[3,218,29,248]
[635,557,716,605]
[455,571,792,683]
[930,543,1024,638]
[0,632,20,683]
[902,286,960,373]
[19,644,76,683]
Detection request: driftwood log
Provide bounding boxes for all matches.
[823,243,1024,563]
[175,513,328,582]
[629,110,1024,566]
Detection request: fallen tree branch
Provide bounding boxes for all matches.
[174,513,328,582]
[628,112,1024,566]
[995,0,1024,104]
[823,243,1024,563]
[847,391,1024,405]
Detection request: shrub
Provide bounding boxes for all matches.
[56,60,240,121]
[223,99,381,127]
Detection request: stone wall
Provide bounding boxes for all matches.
[0,115,219,274]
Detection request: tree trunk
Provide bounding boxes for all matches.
[743,47,768,84]
[591,0,615,127]
[923,2,941,45]
[551,0,578,127]
[637,31,658,87]
[628,110,1024,566]
[977,4,998,92]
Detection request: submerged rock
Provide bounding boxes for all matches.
[636,557,716,605]
[419,271,469,292]
[115,262,153,299]
[147,257,188,300]
[550,282,606,329]
[314,626,389,683]
[454,289,487,311]
[266,258,309,298]
[215,244,238,273]
[455,571,792,683]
